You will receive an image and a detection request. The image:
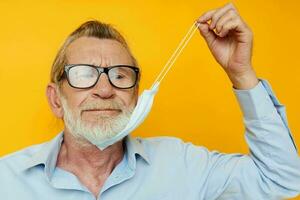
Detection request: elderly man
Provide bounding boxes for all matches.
[1,3,300,200]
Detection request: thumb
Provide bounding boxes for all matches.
[197,22,216,47]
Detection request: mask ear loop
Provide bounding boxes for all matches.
[151,21,200,89]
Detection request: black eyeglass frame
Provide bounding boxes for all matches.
[59,64,140,89]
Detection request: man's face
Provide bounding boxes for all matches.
[58,37,138,144]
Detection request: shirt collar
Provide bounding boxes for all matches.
[21,131,151,178]
[124,135,151,169]
[20,131,64,180]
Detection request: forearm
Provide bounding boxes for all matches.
[234,79,300,193]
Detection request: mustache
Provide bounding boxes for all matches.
[79,100,124,111]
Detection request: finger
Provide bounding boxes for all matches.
[215,9,237,34]
[197,22,216,46]
[210,3,236,30]
[197,9,216,23]
[218,19,240,37]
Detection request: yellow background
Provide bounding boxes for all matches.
[0,0,299,199]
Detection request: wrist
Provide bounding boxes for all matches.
[227,68,259,90]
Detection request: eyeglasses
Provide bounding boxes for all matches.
[60,64,140,89]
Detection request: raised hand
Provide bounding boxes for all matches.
[197,3,259,89]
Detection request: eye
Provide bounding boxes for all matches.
[115,74,125,79]
[110,71,127,80]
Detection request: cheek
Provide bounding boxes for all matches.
[61,82,88,109]
[116,90,138,107]
[65,93,89,111]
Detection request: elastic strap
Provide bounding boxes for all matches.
[151,21,200,89]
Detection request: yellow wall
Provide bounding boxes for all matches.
[0,0,299,199]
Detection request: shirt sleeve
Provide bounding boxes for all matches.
[185,79,300,200]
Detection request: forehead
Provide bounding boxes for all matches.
[66,37,134,66]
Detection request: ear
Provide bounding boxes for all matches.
[46,83,64,118]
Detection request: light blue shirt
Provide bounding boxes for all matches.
[1,80,300,200]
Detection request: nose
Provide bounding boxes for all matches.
[91,73,115,99]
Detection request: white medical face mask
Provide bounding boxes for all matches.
[91,82,160,150]
[87,22,199,150]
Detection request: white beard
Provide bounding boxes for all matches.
[60,94,133,147]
